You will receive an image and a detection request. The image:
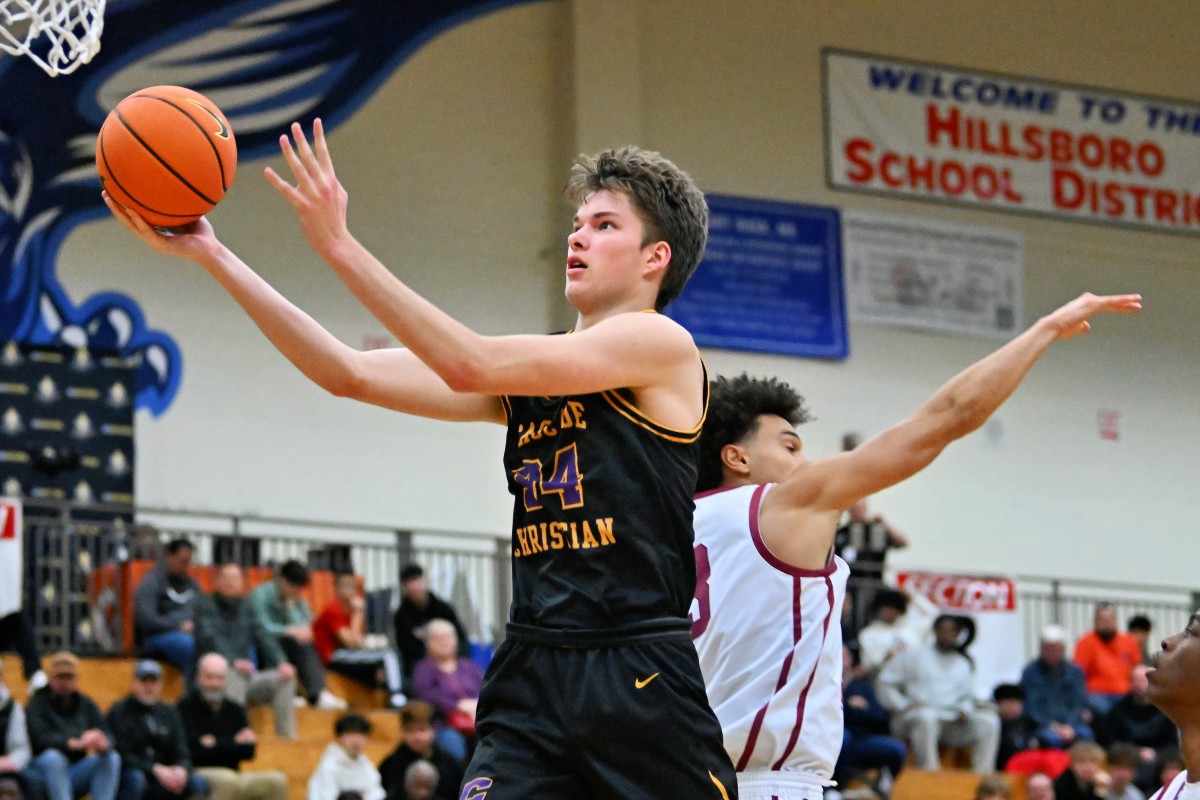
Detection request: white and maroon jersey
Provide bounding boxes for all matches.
[691,482,849,782]
[1150,772,1200,800]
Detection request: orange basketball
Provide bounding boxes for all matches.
[96,85,237,228]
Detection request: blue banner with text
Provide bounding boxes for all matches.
[665,195,847,359]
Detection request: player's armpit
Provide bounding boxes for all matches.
[755,493,844,571]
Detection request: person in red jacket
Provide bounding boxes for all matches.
[313,573,405,709]
[1073,603,1144,716]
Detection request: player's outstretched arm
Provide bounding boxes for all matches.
[264,120,697,403]
[102,194,503,423]
[760,292,1141,567]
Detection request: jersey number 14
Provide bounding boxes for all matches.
[512,443,584,511]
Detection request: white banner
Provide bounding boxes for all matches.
[895,569,1024,702]
[843,209,1023,339]
[825,49,1200,235]
[0,498,21,616]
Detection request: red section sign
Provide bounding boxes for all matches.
[1098,409,1121,441]
[0,500,18,540]
[896,570,1016,612]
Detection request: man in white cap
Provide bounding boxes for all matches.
[1020,624,1095,749]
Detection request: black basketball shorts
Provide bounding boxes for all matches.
[458,622,737,800]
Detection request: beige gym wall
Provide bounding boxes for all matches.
[59,1,1198,585]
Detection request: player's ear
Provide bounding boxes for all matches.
[720,443,750,478]
[642,240,671,277]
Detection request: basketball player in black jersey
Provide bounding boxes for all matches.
[104,120,737,799]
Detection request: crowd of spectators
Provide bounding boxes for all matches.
[833,589,1181,800]
[0,537,483,800]
[2,532,1185,800]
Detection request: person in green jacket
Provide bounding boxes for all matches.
[248,561,345,711]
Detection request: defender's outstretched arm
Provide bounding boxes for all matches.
[761,292,1142,568]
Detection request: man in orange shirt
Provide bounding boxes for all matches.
[1073,603,1143,716]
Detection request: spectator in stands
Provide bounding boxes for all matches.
[134,539,200,682]
[249,561,345,711]
[106,660,207,800]
[307,714,384,800]
[410,620,481,766]
[313,574,405,709]
[1022,625,1095,749]
[397,763,437,800]
[25,651,121,800]
[1074,604,1143,717]
[832,645,905,797]
[878,614,1000,774]
[997,678,1074,779]
[834,495,908,619]
[0,612,47,693]
[856,587,937,678]
[1125,617,1153,667]
[0,670,39,800]
[1027,772,1056,800]
[975,775,1014,800]
[0,773,30,800]
[994,683,1042,770]
[193,564,297,739]
[392,567,469,685]
[1100,665,1177,766]
[1053,741,1110,800]
[378,702,462,800]
[1106,743,1146,800]
[176,653,287,800]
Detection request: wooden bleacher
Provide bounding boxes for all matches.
[4,654,1034,800]
[891,768,1027,800]
[1,654,402,800]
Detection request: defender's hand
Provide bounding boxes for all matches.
[1044,293,1142,340]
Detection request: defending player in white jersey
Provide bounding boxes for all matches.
[1146,609,1200,800]
[690,292,1142,800]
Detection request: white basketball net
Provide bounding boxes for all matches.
[0,0,105,76]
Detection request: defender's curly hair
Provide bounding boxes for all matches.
[565,146,708,311]
[696,373,811,493]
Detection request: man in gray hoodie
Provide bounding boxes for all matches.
[134,540,199,681]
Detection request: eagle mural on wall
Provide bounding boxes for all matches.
[0,0,531,415]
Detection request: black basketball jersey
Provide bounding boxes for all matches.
[499,364,708,632]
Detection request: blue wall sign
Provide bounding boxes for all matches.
[665,195,847,359]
